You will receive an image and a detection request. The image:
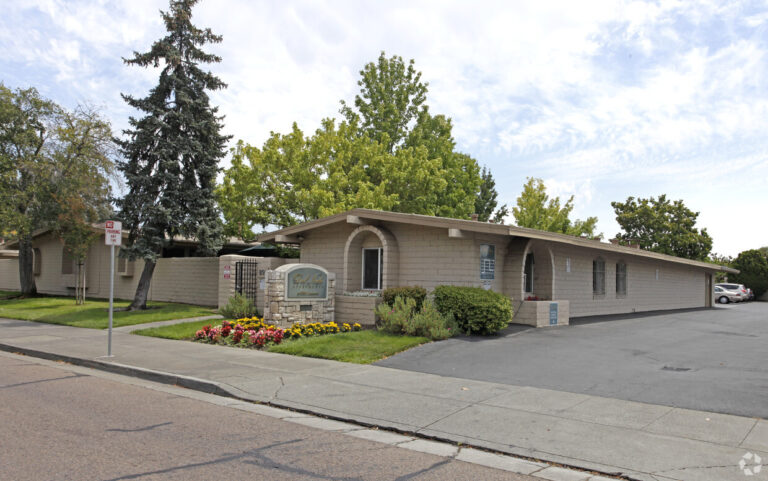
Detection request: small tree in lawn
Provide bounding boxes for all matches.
[117,0,228,310]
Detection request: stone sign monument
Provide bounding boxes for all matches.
[264,264,335,325]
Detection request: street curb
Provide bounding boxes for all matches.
[0,341,633,481]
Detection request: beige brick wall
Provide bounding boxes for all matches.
[0,259,20,291]
[299,221,714,319]
[546,242,708,317]
[335,295,382,326]
[300,222,509,293]
[0,233,222,306]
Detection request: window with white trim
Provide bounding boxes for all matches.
[362,248,382,290]
[593,258,605,296]
[616,262,627,297]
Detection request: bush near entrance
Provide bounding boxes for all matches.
[381,286,427,310]
[433,285,512,335]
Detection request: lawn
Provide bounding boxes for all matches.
[133,318,215,340]
[0,290,20,299]
[268,330,429,364]
[0,296,215,329]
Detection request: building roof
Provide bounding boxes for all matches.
[259,208,738,274]
[3,225,253,250]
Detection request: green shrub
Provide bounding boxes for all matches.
[381,286,427,310]
[376,296,455,341]
[219,293,259,319]
[433,286,512,335]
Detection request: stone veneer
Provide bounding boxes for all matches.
[263,264,335,325]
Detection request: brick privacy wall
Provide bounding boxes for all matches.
[0,259,20,290]
[335,295,382,326]
[545,242,708,317]
[10,232,220,306]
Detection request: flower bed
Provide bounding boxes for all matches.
[194,317,362,349]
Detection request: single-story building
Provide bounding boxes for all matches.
[259,208,737,326]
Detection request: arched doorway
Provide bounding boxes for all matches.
[342,225,399,292]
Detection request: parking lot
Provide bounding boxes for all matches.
[377,302,768,418]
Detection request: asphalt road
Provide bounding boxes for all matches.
[377,302,768,418]
[0,354,532,481]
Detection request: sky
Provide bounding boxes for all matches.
[2,0,767,256]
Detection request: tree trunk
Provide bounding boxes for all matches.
[130,260,156,310]
[18,236,37,296]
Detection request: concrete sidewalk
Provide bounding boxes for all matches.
[0,318,765,481]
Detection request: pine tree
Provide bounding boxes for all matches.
[117,0,228,310]
[475,166,508,223]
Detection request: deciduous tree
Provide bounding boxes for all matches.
[117,0,228,309]
[219,52,482,235]
[611,194,712,261]
[729,249,768,297]
[512,178,599,238]
[0,87,114,298]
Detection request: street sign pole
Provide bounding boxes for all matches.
[108,243,114,356]
[104,220,121,357]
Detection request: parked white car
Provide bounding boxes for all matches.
[716,283,748,302]
[714,285,742,304]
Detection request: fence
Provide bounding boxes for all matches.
[235,259,260,306]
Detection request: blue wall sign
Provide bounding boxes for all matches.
[549,303,558,326]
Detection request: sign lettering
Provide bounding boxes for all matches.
[286,267,328,300]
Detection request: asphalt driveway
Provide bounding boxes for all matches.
[376,302,768,419]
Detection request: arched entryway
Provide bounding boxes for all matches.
[342,225,399,292]
[503,238,555,301]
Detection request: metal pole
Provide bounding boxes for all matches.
[108,243,115,357]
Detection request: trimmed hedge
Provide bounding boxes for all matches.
[382,286,427,310]
[433,285,512,335]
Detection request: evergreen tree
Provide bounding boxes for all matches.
[117,0,228,310]
[475,166,508,223]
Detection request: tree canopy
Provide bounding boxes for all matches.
[219,51,484,236]
[0,85,114,296]
[512,178,599,238]
[611,194,712,261]
[340,52,428,153]
[116,0,228,309]
[729,249,768,297]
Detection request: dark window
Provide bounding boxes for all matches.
[524,253,534,293]
[362,248,382,290]
[616,262,627,296]
[480,244,495,280]
[593,259,605,296]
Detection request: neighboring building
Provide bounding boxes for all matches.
[259,208,737,325]
[0,226,254,307]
